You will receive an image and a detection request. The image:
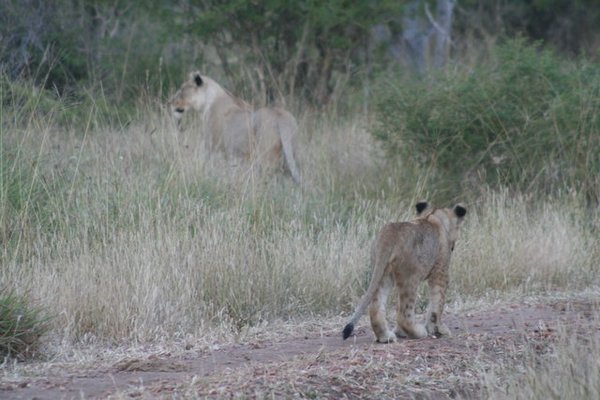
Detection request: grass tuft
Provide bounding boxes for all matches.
[0,287,49,359]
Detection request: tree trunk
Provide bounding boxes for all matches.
[430,0,456,68]
[402,0,432,74]
[399,0,456,73]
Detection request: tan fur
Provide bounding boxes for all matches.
[170,72,301,183]
[342,202,467,343]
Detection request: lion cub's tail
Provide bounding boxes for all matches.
[342,251,388,340]
[342,321,356,340]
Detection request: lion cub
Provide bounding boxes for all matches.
[343,202,467,343]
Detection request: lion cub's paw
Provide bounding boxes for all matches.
[376,331,397,344]
[427,322,451,338]
[394,327,408,338]
[400,323,428,339]
[411,323,429,339]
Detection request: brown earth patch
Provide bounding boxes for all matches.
[1,297,598,399]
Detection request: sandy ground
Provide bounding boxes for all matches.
[1,296,598,399]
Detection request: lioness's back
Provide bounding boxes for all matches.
[170,72,301,183]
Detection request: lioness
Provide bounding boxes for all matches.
[342,201,467,343]
[170,72,301,183]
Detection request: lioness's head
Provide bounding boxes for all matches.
[170,71,212,119]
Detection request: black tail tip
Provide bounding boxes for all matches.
[342,323,354,340]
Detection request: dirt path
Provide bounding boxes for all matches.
[1,298,598,399]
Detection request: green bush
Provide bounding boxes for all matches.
[0,288,49,359]
[373,39,600,203]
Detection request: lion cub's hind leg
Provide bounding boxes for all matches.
[425,275,451,337]
[395,279,428,339]
[368,275,396,343]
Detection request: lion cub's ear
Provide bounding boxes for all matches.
[415,201,429,215]
[454,204,467,218]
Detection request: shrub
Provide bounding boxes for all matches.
[0,288,49,359]
[373,39,600,203]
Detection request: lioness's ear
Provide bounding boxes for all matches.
[416,201,429,215]
[193,73,203,87]
[454,204,467,218]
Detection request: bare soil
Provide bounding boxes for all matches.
[1,297,598,399]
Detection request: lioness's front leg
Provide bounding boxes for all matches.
[426,273,451,337]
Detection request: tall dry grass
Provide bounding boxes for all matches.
[452,190,599,300]
[1,96,397,343]
[481,319,600,399]
[1,83,599,348]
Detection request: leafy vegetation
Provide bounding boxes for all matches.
[3,1,599,113]
[374,39,600,203]
[178,0,402,103]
